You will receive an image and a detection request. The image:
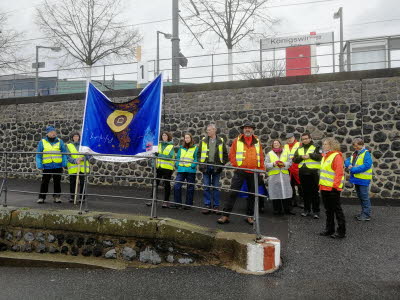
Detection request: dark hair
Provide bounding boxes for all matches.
[271,139,282,149]
[71,132,81,141]
[301,132,311,139]
[182,133,194,148]
[161,131,172,142]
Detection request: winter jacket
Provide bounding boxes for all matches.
[197,135,228,173]
[344,148,373,186]
[36,137,67,169]
[175,145,198,173]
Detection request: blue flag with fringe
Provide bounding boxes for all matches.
[80,74,163,162]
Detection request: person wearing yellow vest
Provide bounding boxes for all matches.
[319,138,346,239]
[197,124,228,214]
[146,132,175,208]
[217,122,265,225]
[284,133,303,209]
[345,138,373,221]
[172,133,198,209]
[66,132,90,203]
[265,140,294,215]
[35,126,67,204]
[293,132,323,219]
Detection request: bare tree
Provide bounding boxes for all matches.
[182,0,275,80]
[237,59,286,80]
[0,12,27,73]
[36,0,142,80]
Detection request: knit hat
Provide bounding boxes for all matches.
[285,133,294,139]
[46,126,56,133]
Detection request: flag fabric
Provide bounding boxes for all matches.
[80,74,163,162]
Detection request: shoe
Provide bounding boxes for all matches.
[245,217,255,225]
[37,198,45,204]
[145,201,152,207]
[285,211,296,216]
[330,233,346,239]
[162,202,169,208]
[169,204,182,209]
[202,207,211,215]
[217,216,230,224]
[313,213,320,219]
[53,197,62,203]
[213,207,222,215]
[319,230,334,236]
[357,215,371,221]
[354,214,361,219]
[301,211,311,217]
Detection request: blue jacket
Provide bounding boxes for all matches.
[36,137,67,169]
[175,145,198,173]
[344,148,372,186]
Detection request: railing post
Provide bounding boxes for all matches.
[79,154,89,214]
[253,172,261,241]
[150,157,158,218]
[1,153,8,207]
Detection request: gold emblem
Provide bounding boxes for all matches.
[106,110,134,133]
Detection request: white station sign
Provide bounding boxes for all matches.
[261,32,334,49]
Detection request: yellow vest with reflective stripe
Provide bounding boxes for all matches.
[350,151,373,180]
[236,137,261,168]
[156,144,175,170]
[284,142,300,160]
[267,150,289,176]
[42,139,62,165]
[179,146,197,167]
[200,137,223,163]
[298,145,321,169]
[319,152,344,188]
[66,143,90,174]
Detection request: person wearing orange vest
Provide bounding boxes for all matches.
[35,126,67,203]
[284,133,303,209]
[217,122,265,225]
[319,138,346,239]
[293,132,323,219]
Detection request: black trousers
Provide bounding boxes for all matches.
[69,174,86,200]
[151,168,173,202]
[39,168,62,200]
[223,170,256,217]
[321,190,346,235]
[299,171,320,213]
[272,198,290,213]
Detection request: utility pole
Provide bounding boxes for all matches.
[172,0,180,84]
[334,7,344,72]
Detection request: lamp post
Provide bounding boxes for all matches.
[35,46,61,96]
[156,31,172,75]
[333,7,344,72]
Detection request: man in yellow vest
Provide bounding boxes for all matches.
[293,132,322,219]
[345,138,373,221]
[217,122,265,225]
[35,126,67,203]
[66,132,90,203]
[197,124,228,214]
[284,133,303,209]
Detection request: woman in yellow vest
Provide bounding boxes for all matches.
[265,140,294,215]
[147,131,175,208]
[319,137,346,239]
[172,133,198,209]
[66,132,90,203]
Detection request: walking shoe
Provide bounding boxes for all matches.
[354,214,362,219]
[217,216,230,224]
[53,197,62,203]
[330,233,346,239]
[201,207,211,215]
[213,207,222,215]
[169,204,182,209]
[145,201,152,207]
[319,230,334,236]
[313,213,320,219]
[161,202,169,208]
[245,217,255,225]
[37,198,45,204]
[301,211,311,217]
[357,215,371,221]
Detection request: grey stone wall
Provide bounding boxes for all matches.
[1,70,400,199]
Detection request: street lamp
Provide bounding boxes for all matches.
[156,31,172,75]
[34,45,61,96]
[333,7,344,72]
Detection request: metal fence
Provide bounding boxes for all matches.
[1,35,400,98]
[0,151,268,241]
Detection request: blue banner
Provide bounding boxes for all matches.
[80,74,163,162]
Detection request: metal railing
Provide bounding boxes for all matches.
[0,151,268,241]
[1,35,400,98]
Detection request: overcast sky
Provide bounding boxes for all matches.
[1,0,399,81]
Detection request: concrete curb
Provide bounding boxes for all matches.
[0,207,280,274]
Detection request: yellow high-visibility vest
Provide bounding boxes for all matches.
[236,137,261,167]
[66,143,90,174]
[179,146,197,167]
[42,139,62,165]
[156,144,175,170]
[284,141,300,160]
[267,150,289,176]
[298,145,321,169]
[200,137,224,163]
[350,151,373,180]
[319,152,344,188]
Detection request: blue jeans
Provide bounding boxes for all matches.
[202,166,221,208]
[174,172,196,205]
[355,184,371,217]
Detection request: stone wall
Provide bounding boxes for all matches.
[1,69,400,199]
